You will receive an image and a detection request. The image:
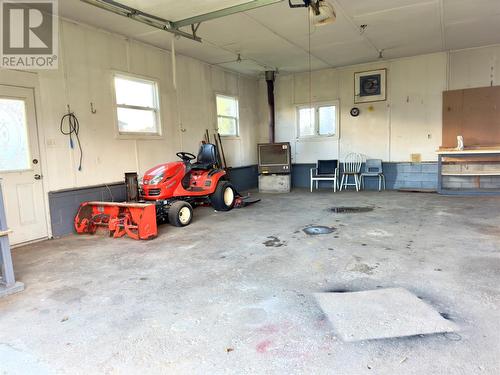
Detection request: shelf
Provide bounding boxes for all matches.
[437,148,500,195]
[437,148,500,155]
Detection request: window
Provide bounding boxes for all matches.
[113,74,160,135]
[216,94,239,136]
[297,102,338,138]
[0,98,30,171]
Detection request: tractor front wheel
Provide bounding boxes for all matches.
[168,201,193,227]
[211,181,236,211]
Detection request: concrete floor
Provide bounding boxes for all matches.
[1,190,499,374]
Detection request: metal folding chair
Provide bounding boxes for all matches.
[310,160,339,192]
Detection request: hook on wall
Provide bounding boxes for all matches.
[90,102,97,114]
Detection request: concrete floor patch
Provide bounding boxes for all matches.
[314,287,459,342]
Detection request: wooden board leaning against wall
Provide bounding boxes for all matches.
[442,85,500,164]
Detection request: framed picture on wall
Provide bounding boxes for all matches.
[354,68,387,103]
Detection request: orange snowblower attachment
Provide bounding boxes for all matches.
[75,201,157,240]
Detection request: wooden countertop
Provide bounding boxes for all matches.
[437,147,500,155]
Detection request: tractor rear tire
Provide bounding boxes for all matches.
[168,201,193,227]
[211,181,236,211]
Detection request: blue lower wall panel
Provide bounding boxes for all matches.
[48,183,126,237]
[229,165,259,192]
[291,162,438,190]
[291,164,316,188]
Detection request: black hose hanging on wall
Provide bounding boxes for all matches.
[265,70,276,144]
[60,112,83,171]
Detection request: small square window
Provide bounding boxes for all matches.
[216,94,239,136]
[297,102,338,138]
[113,74,160,136]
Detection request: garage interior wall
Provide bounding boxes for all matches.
[39,19,260,193]
[258,45,500,188]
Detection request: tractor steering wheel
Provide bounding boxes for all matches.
[176,152,196,162]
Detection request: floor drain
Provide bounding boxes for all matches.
[330,207,374,213]
[303,226,335,235]
[444,332,462,341]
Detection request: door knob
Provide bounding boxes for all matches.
[34,174,42,180]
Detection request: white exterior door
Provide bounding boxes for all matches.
[0,85,48,245]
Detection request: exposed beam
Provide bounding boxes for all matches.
[80,0,202,42]
[172,0,284,28]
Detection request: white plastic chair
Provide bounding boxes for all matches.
[340,153,363,191]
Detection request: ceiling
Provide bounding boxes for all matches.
[60,0,500,76]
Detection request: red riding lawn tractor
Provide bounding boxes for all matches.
[74,143,252,240]
[140,143,236,227]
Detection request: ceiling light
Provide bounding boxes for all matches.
[310,0,336,26]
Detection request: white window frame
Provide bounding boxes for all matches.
[112,72,162,139]
[296,100,339,139]
[215,93,239,137]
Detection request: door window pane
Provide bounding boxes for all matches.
[298,107,315,136]
[117,107,157,134]
[318,106,336,135]
[0,98,30,172]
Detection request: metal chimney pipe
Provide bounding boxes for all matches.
[265,70,276,143]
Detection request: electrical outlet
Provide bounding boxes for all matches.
[46,138,56,147]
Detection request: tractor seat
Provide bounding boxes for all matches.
[191,143,218,170]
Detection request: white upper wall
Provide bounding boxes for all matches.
[264,52,447,163]
[262,45,500,164]
[12,19,260,192]
[449,45,500,89]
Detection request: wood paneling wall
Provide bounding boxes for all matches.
[442,86,500,147]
